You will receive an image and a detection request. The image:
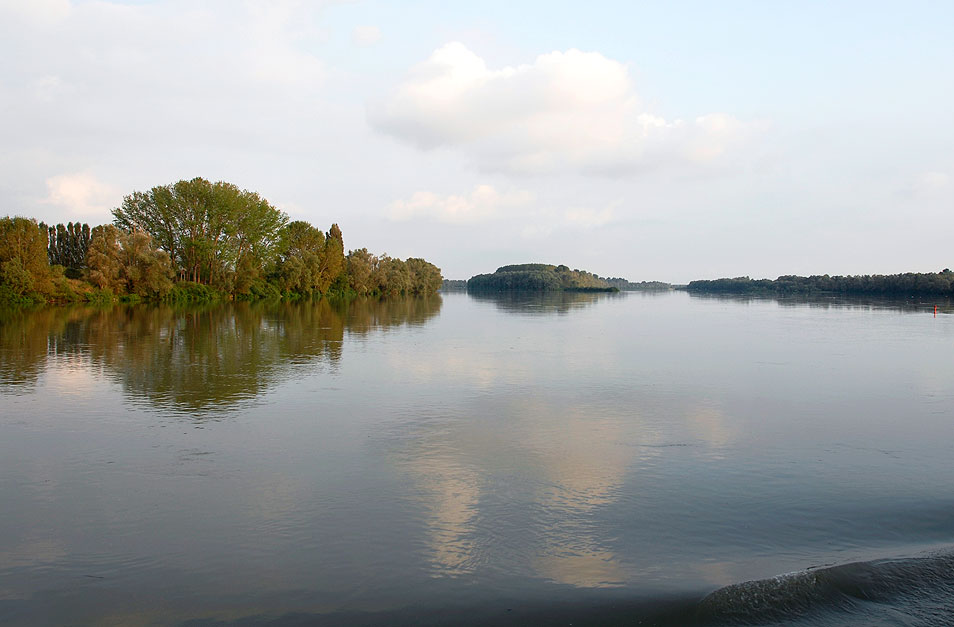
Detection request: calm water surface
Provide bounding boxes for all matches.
[2,291,954,625]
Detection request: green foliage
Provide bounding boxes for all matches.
[86,225,124,293]
[440,279,467,291]
[406,257,443,295]
[601,277,671,291]
[45,221,90,271]
[685,272,954,297]
[346,248,375,295]
[237,278,282,301]
[113,177,288,291]
[1,257,34,296]
[166,281,223,304]
[119,230,174,299]
[317,223,344,294]
[0,216,53,299]
[467,263,611,292]
[5,179,443,308]
[276,220,325,294]
[85,288,116,305]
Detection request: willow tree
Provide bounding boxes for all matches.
[113,178,288,293]
[120,230,174,298]
[86,226,174,298]
[86,225,124,293]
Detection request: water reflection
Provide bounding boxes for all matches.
[468,290,621,315]
[7,288,952,624]
[0,296,441,413]
[686,291,954,313]
[398,392,728,588]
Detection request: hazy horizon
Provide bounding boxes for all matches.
[2,0,951,284]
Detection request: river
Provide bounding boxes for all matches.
[1,291,953,625]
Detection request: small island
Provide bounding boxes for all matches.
[467,264,619,292]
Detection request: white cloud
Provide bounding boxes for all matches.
[352,25,381,46]
[564,200,619,229]
[29,75,68,103]
[0,0,71,23]
[44,173,120,221]
[914,171,950,193]
[369,42,748,176]
[0,0,343,225]
[389,184,534,224]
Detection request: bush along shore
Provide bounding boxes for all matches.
[1,177,441,307]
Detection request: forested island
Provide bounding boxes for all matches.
[685,271,954,297]
[0,177,442,306]
[467,264,618,292]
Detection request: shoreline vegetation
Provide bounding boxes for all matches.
[684,271,954,297]
[1,177,441,307]
[464,263,672,293]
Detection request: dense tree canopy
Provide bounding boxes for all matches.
[113,177,288,292]
[0,217,53,299]
[42,221,90,274]
[467,264,614,292]
[685,271,954,297]
[1,178,442,305]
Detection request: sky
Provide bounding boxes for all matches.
[1,0,952,283]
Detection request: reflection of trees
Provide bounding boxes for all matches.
[341,294,443,335]
[0,307,74,387]
[686,292,954,314]
[0,296,441,411]
[468,291,617,316]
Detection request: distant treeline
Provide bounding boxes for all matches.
[467,264,617,292]
[1,177,441,306]
[602,277,672,291]
[440,279,467,291]
[685,271,954,297]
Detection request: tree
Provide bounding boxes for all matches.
[317,223,345,293]
[113,178,288,291]
[1,258,34,296]
[406,257,442,295]
[276,220,324,294]
[86,225,123,293]
[380,256,410,296]
[119,230,174,298]
[346,248,375,295]
[0,217,53,296]
[45,222,91,275]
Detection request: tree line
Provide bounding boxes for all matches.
[685,271,954,297]
[600,277,672,291]
[1,177,441,305]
